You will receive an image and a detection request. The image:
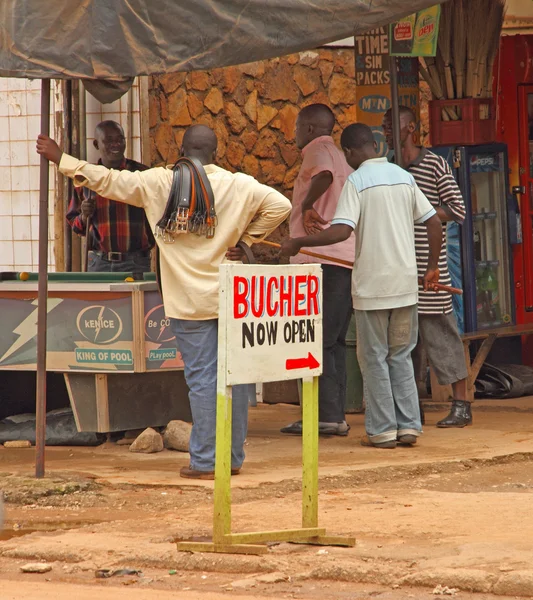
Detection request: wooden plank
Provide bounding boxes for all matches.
[95,374,110,433]
[176,542,268,555]
[468,334,497,385]
[63,373,81,431]
[429,368,453,402]
[462,323,533,342]
[302,376,319,529]
[289,535,356,547]
[224,528,325,544]
[131,288,146,373]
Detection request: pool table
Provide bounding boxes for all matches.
[0,272,191,433]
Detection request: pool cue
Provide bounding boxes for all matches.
[259,240,463,296]
[83,215,91,272]
[260,240,353,268]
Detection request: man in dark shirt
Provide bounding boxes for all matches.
[66,120,154,273]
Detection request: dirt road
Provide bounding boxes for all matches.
[2,400,533,598]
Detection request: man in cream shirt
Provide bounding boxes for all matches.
[37,125,291,479]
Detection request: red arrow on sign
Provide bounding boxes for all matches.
[286,352,320,371]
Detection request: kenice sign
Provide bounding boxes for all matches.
[219,264,323,386]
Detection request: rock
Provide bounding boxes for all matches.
[149,94,159,129]
[293,65,320,97]
[280,143,300,168]
[20,563,52,574]
[154,123,173,161]
[230,578,257,589]
[241,129,258,152]
[159,94,169,121]
[242,155,260,178]
[493,570,533,596]
[115,438,132,446]
[233,79,248,106]
[195,113,215,129]
[4,440,31,448]
[222,66,242,94]
[337,104,358,128]
[187,94,204,119]
[187,71,210,92]
[226,141,245,169]
[256,104,278,131]
[129,428,164,454]
[260,160,286,185]
[225,102,247,133]
[318,61,334,87]
[241,61,266,78]
[271,104,299,141]
[163,420,192,452]
[159,73,186,96]
[214,120,229,145]
[259,63,299,103]
[299,50,320,67]
[204,88,224,115]
[244,90,258,123]
[284,163,300,190]
[169,88,192,126]
[254,130,278,158]
[328,74,356,106]
[286,53,299,65]
[256,572,288,584]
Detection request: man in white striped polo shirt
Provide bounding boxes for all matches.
[281,123,443,448]
[383,106,470,428]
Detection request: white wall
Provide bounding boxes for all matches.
[0,78,58,272]
[0,79,142,273]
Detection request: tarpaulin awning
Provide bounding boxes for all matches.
[1,0,445,80]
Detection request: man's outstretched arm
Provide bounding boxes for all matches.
[280,223,353,258]
[36,134,169,209]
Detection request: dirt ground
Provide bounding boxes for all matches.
[2,399,533,599]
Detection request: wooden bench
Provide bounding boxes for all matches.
[429,323,533,402]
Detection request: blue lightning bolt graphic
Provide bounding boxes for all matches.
[0,299,62,363]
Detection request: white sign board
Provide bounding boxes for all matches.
[219,264,323,386]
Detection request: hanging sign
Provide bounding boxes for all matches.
[389,5,441,57]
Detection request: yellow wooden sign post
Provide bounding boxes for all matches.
[176,264,355,555]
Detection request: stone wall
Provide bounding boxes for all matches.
[149,49,357,258]
[149,51,430,260]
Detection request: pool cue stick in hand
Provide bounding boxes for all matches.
[83,216,91,273]
[259,240,463,296]
[417,277,463,295]
[260,239,353,268]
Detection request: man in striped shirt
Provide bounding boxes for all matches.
[383,106,470,428]
[66,121,154,273]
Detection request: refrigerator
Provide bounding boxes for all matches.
[431,143,520,335]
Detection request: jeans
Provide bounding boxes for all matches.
[319,265,353,423]
[170,318,249,472]
[88,251,151,274]
[355,305,421,443]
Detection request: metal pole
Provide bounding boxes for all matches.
[64,80,73,272]
[35,79,51,479]
[388,55,403,168]
[79,85,89,271]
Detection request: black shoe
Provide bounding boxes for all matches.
[280,420,350,436]
[436,400,472,428]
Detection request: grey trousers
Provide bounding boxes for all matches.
[355,305,422,443]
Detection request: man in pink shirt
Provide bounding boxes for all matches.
[281,104,355,436]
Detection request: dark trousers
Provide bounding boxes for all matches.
[319,264,353,423]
